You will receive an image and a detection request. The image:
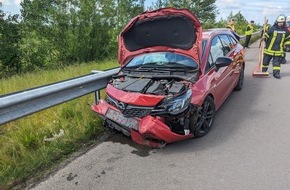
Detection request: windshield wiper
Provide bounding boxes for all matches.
[124,62,197,73]
[166,62,197,70]
[123,66,153,72]
[124,62,160,72]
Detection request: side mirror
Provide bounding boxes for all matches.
[215,57,232,71]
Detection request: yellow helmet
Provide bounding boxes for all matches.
[276,15,285,23]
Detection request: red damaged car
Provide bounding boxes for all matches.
[92,8,245,148]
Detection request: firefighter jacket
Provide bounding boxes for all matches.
[245,24,254,36]
[265,25,269,32]
[264,24,290,56]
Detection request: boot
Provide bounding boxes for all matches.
[273,70,281,79]
[262,67,268,72]
[281,58,287,64]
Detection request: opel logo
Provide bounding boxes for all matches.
[117,102,126,110]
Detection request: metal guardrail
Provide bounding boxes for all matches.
[0,31,261,126]
[0,68,119,125]
[240,31,261,42]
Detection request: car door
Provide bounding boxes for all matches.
[218,34,240,93]
[228,34,244,78]
[206,35,233,109]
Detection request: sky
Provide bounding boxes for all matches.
[1,0,290,25]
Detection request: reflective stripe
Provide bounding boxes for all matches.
[264,49,284,56]
[285,41,290,45]
[264,31,285,56]
[227,25,235,31]
[245,25,254,35]
[280,33,285,51]
[273,66,281,70]
[268,31,277,50]
[262,65,269,68]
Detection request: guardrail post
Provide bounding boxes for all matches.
[95,90,100,103]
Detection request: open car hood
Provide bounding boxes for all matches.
[118,8,202,66]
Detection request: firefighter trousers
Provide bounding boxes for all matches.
[262,54,283,75]
[244,35,252,47]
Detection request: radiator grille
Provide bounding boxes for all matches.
[106,95,153,118]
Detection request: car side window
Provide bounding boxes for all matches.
[219,35,232,55]
[228,35,237,47]
[206,36,224,72]
[210,36,224,63]
[206,52,215,71]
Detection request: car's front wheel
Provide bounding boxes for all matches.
[190,96,215,138]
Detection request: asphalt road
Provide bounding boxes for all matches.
[30,41,290,190]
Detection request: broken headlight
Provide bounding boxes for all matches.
[154,90,192,115]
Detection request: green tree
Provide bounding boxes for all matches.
[0,3,22,78]
[225,11,248,34]
[0,2,3,18]
[1,0,256,78]
[19,0,145,67]
[20,0,56,69]
[147,0,217,28]
[96,0,145,59]
[148,0,165,9]
[214,18,227,28]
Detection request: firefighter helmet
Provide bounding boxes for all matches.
[287,16,290,27]
[276,15,286,23]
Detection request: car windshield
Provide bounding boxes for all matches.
[125,52,198,69]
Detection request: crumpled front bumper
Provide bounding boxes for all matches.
[92,100,193,148]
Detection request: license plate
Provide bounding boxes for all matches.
[105,109,139,130]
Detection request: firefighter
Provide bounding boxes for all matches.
[281,16,290,64]
[244,20,254,48]
[287,16,290,27]
[262,15,290,79]
[226,18,236,32]
[226,18,240,41]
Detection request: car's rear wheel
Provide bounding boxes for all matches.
[234,63,244,91]
[190,96,215,138]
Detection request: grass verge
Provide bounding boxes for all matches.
[0,60,118,190]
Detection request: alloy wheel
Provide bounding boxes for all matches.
[193,96,215,137]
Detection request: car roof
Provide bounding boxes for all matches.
[202,28,233,40]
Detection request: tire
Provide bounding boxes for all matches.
[234,63,244,91]
[190,96,215,138]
